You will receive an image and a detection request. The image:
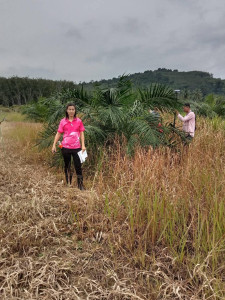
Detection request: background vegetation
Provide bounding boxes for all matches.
[1,68,225,107]
[18,75,224,167]
[83,69,225,96]
[20,78,188,162]
[0,76,76,106]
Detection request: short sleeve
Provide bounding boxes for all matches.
[79,120,85,132]
[57,119,64,133]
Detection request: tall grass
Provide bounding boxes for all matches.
[102,119,224,239]
[84,117,224,297]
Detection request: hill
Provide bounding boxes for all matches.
[81,68,225,95]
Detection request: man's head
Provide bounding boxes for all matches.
[183,103,191,113]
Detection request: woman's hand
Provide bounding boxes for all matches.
[82,146,86,153]
[52,145,56,153]
[80,132,86,153]
[52,132,61,154]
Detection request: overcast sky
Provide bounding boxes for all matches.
[0,0,225,82]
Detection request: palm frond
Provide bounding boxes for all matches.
[138,83,181,111]
[84,123,107,147]
[125,113,163,154]
[36,123,57,149]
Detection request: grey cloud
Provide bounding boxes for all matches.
[3,65,57,80]
[65,27,83,40]
[86,46,140,63]
[193,24,225,48]
[0,47,7,54]
[111,18,149,36]
[0,0,225,81]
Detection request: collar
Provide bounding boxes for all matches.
[186,110,192,115]
[65,117,77,123]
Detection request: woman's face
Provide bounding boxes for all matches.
[67,106,76,118]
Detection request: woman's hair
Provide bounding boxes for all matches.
[65,103,77,119]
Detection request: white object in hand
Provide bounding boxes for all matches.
[78,150,88,163]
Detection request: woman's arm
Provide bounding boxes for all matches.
[52,132,61,153]
[80,131,86,152]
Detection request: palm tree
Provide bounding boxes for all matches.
[191,89,203,102]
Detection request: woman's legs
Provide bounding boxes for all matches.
[61,148,72,184]
[72,149,84,190]
[62,148,84,189]
[72,151,82,176]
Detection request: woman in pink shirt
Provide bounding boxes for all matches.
[52,103,86,190]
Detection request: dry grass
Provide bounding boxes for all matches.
[0,106,26,122]
[1,126,151,300]
[3,122,50,165]
[0,117,224,299]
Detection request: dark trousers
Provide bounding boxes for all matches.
[61,147,82,177]
[184,134,193,146]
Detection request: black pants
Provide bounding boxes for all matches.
[184,134,193,146]
[61,147,82,177]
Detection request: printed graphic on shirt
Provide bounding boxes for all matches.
[63,132,80,148]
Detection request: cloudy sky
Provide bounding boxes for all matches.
[0,0,225,82]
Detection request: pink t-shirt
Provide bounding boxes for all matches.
[57,117,85,149]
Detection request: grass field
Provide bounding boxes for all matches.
[0,105,26,122]
[0,111,224,299]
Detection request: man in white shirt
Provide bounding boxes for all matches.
[177,103,196,143]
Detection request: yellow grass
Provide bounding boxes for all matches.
[0,106,26,122]
[2,122,51,165]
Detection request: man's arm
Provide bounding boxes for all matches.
[178,112,194,122]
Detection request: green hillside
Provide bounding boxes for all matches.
[81,68,225,96]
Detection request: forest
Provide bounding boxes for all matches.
[0,76,76,106]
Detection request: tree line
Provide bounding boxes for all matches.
[1,69,225,107]
[0,76,76,106]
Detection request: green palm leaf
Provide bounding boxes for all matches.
[138,83,181,110]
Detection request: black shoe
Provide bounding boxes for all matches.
[77,175,85,190]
